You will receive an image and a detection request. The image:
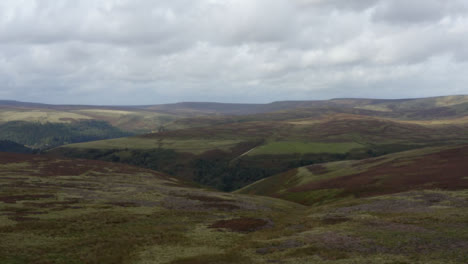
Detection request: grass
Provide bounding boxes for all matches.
[0,108,181,133]
[0,153,302,264]
[3,97,468,263]
[0,152,467,263]
[60,137,243,154]
[75,109,180,133]
[248,141,364,156]
[238,144,468,205]
[0,110,92,123]
[281,189,344,205]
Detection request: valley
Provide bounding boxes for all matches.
[1,95,468,263]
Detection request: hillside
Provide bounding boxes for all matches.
[3,95,468,132]
[2,95,468,263]
[1,152,467,263]
[0,140,33,154]
[0,120,132,149]
[145,95,468,116]
[0,152,300,263]
[0,102,180,134]
[237,145,468,205]
[53,111,468,191]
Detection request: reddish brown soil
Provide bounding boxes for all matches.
[292,145,468,197]
[203,203,240,211]
[209,218,270,233]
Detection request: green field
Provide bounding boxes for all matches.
[0,109,92,123]
[248,141,364,155]
[62,137,244,154]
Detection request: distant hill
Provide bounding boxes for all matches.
[3,94,468,115]
[0,101,180,133]
[2,95,468,136]
[0,120,132,149]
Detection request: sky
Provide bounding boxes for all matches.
[0,0,468,105]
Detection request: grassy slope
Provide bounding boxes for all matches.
[3,94,468,133]
[63,137,244,155]
[1,153,467,263]
[0,120,132,149]
[53,111,468,191]
[0,107,180,133]
[0,152,300,264]
[59,112,468,153]
[73,109,179,133]
[248,141,364,155]
[0,109,93,123]
[237,145,468,205]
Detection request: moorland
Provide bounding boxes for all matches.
[1,95,468,263]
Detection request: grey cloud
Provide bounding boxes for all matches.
[0,0,467,104]
[295,0,379,11]
[372,0,468,24]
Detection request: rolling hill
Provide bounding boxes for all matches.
[1,151,467,263]
[0,152,302,263]
[0,120,132,149]
[53,108,468,191]
[3,94,468,131]
[0,101,180,134]
[2,95,468,263]
[2,94,468,151]
[237,145,468,205]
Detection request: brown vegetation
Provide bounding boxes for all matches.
[293,145,468,197]
[209,218,270,233]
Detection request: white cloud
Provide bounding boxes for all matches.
[0,0,467,104]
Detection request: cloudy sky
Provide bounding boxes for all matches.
[0,0,467,105]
